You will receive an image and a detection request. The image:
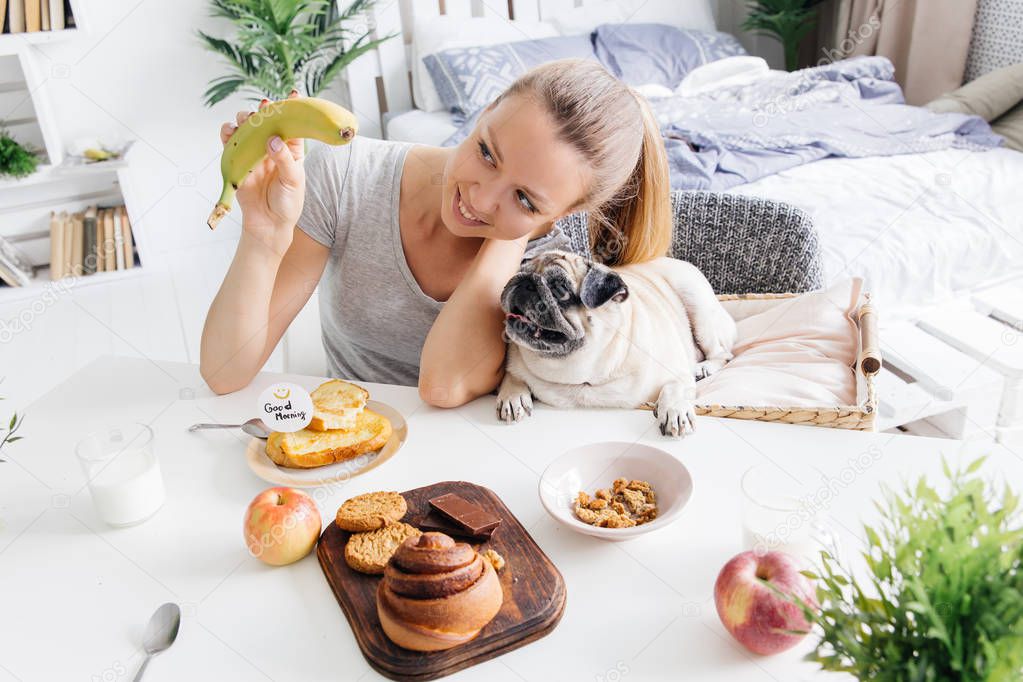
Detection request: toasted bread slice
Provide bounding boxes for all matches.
[309,379,369,432]
[266,408,392,469]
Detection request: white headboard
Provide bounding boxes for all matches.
[334,0,660,139]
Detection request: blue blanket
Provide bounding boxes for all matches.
[443,56,1001,190]
[649,56,1001,189]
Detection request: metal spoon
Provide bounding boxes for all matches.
[187,418,272,440]
[133,602,181,681]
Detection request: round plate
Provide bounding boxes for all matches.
[245,400,407,488]
[538,441,693,541]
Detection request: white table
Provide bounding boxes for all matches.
[3,355,1019,682]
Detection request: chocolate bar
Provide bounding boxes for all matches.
[428,493,501,536]
[417,509,497,540]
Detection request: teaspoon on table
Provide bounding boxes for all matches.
[187,418,271,440]
[133,602,180,681]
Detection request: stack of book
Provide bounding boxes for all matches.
[1,0,73,33]
[49,205,136,281]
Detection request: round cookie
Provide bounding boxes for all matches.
[345,522,422,575]
[335,491,407,531]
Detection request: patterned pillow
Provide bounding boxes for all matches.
[965,0,1023,82]
[423,34,596,124]
[593,23,748,88]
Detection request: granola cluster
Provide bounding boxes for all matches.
[573,478,658,528]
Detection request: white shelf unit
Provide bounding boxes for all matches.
[0,47,63,166]
[0,0,84,56]
[0,157,147,302]
[1,8,149,304]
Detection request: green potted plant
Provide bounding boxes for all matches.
[798,457,1023,680]
[198,0,397,106]
[0,128,40,179]
[742,0,828,72]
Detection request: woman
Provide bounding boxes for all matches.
[200,59,671,406]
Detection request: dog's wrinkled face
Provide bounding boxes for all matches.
[500,251,629,357]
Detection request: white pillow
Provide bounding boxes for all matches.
[634,83,676,99]
[547,0,716,37]
[676,56,770,96]
[411,16,559,113]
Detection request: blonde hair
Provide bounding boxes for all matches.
[494,59,672,266]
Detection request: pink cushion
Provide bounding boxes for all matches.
[696,279,863,407]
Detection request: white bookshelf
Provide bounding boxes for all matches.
[0,0,84,56]
[0,27,81,54]
[0,156,146,301]
[0,3,149,303]
[0,151,129,190]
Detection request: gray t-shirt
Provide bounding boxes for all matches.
[296,137,571,387]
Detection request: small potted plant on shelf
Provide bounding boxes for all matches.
[797,457,1023,680]
[198,0,397,105]
[742,0,828,72]
[0,128,40,179]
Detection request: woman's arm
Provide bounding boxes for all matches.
[418,237,528,407]
[200,230,328,394]
[200,94,329,394]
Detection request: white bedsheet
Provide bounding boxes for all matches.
[730,147,1023,319]
[385,109,1023,318]
[384,109,458,146]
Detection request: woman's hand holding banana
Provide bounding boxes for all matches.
[210,91,358,255]
[218,93,305,249]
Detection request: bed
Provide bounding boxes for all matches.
[732,147,1023,318]
[337,0,1023,320]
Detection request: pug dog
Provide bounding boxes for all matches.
[497,251,737,437]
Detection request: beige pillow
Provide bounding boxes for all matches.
[696,279,863,408]
[926,63,1023,123]
[993,102,1023,152]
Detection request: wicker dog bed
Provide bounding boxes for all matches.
[642,292,881,431]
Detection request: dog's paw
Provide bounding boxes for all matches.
[694,358,727,382]
[496,391,533,424]
[654,400,695,438]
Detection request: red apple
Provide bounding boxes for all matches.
[244,487,322,566]
[714,550,817,655]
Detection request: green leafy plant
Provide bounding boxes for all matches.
[0,378,25,462]
[742,0,828,72]
[0,129,40,179]
[798,457,1023,681]
[198,0,396,106]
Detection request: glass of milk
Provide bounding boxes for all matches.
[75,422,165,527]
[740,462,840,570]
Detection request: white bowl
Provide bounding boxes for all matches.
[538,441,694,541]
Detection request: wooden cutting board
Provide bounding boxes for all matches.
[317,481,566,681]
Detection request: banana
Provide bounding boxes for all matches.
[207,97,358,230]
[84,148,113,161]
